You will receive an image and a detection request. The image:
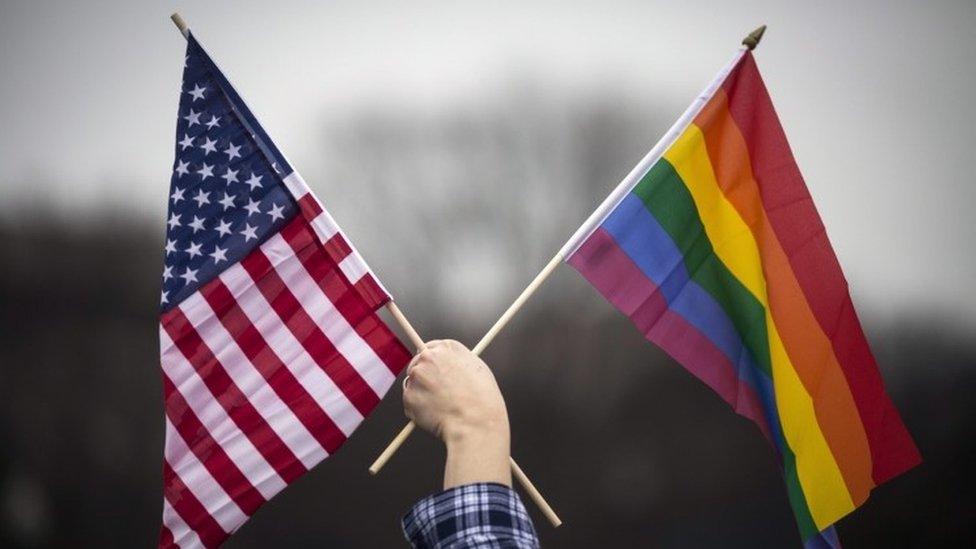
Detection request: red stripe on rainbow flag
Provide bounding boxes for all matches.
[721,52,920,483]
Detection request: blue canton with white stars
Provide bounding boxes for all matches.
[161,36,298,311]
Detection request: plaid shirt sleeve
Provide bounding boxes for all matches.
[401,482,540,548]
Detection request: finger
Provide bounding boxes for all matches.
[444,339,467,351]
[407,362,435,389]
[407,350,425,368]
[407,349,432,373]
[402,391,416,421]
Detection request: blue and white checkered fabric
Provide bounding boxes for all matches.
[402,483,540,548]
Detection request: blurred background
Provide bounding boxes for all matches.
[1,0,974,546]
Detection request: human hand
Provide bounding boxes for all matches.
[403,339,511,488]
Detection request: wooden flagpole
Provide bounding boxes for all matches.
[369,21,768,517]
[171,13,189,38]
[169,11,560,528]
[369,259,565,530]
[368,253,561,468]
[381,301,562,527]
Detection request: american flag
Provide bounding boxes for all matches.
[158,33,411,548]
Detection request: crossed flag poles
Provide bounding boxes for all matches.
[164,13,921,547]
[370,258,565,527]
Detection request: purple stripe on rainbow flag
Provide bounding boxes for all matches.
[569,227,774,444]
[804,525,841,549]
[602,195,762,381]
[597,194,787,448]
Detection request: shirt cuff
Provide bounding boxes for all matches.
[402,482,540,548]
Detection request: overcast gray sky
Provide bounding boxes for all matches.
[1,0,975,326]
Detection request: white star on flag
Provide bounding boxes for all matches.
[183,109,202,127]
[213,218,233,237]
[200,137,217,155]
[244,198,262,217]
[224,142,242,161]
[268,203,286,222]
[188,215,206,233]
[185,241,203,259]
[178,134,195,150]
[221,168,239,185]
[187,83,206,101]
[192,189,210,208]
[178,267,198,284]
[174,160,190,177]
[239,223,258,241]
[218,192,236,210]
[209,245,228,264]
[244,173,263,191]
[197,163,214,181]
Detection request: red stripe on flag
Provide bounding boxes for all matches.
[160,308,307,483]
[323,233,353,263]
[200,280,348,454]
[158,525,175,549]
[354,273,390,310]
[296,193,323,220]
[281,222,411,374]
[280,215,316,250]
[286,213,351,268]
[239,247,381,417]
[162,374,265,515]
[284,200,391,310]
[163,462,227,548]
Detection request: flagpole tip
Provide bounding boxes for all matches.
[170,12,189,38]
[742,24,767,50]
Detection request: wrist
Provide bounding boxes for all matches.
[442,414,509,448]
[442,418,511,489]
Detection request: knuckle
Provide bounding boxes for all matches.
[412,365,432,382]
[409,350,432,370]
[446,339,469,353]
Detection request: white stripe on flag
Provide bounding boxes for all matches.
[280,173,338,239]
[280,171,392,299]
[338,254,368,284]
[557,47,748,259]
[262,233,396,397]
[178,292,327,469]
[219,262,365,437]
[159,328,287,499]
[164,419,245,535]
[162,497,203,549]
[280,172,338,238]
[281,172,310,202]
[309,209,341,241]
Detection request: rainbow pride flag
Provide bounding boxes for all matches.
[564,49,920,545]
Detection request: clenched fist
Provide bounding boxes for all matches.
[403,340,511,489]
